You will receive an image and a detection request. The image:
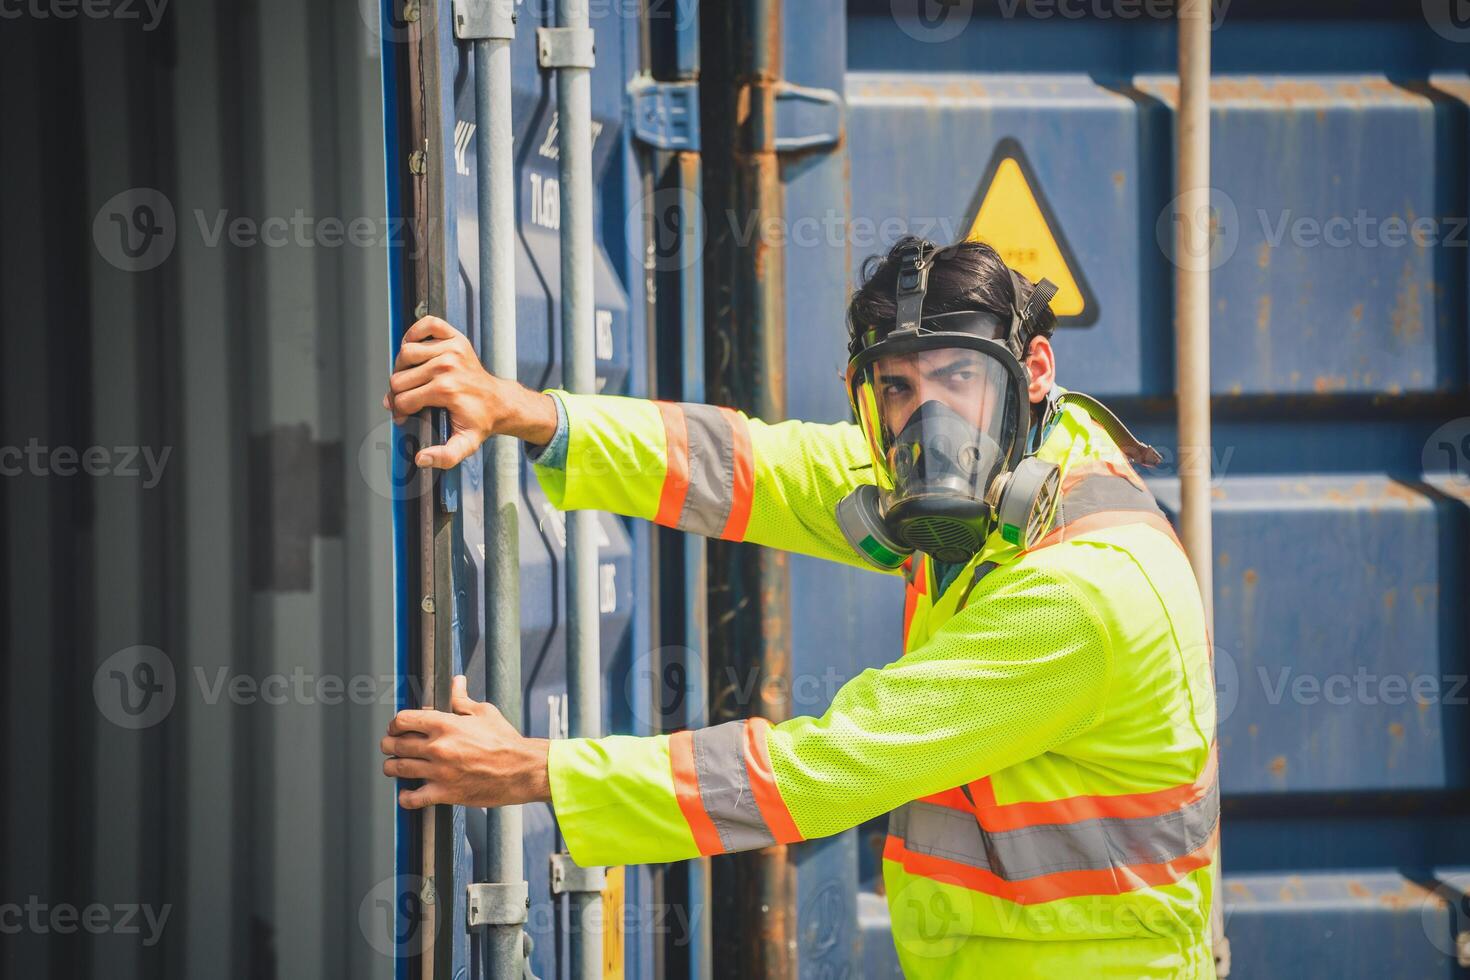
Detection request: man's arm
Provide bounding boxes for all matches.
[385,563,1111,866]
[386,316,886,571]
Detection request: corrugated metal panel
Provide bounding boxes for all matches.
[0,2,396,978]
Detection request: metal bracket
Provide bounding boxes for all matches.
[466,881,530,927]
[453,0,515,39]
[772,82,843,153]
[549,853,606,895]
[627,79,842,154]
[628,78,701,152]
[536,27,596,69]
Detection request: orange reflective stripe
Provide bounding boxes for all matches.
[669,729,724,855]
[654,401,691,528]
[882,828,1217,906]
[719,407,755,541]
[901,559,926,653]
[973,744,1218,833]
[1031,509,1183,554]
[742,717,804,844]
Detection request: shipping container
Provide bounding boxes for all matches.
[4,0,1470,978]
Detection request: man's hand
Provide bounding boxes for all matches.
[384,315,560,469]
[381,675,552,810]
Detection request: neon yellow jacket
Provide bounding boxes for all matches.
[534,391,1218,979]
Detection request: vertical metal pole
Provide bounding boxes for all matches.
[1177,5,1227,975]
[1176,1,1214,629]
[479,2,527,975]
[541,6,602,979]
[457,1,528,976]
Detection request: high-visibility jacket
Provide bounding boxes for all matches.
[534,390,1218,979]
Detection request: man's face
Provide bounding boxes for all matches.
[875,347,1000,438]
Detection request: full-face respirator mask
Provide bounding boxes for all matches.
[836,241,1063,569]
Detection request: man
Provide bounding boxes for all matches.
[380,238,1219,977]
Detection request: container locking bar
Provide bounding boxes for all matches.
[452,0,514,39]
[466,881,530,928]
[549,854,607,896]
[537,27,596,69]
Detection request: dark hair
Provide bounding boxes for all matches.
[846,237,1057,359]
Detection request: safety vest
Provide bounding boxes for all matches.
[535,390,1219,979]
[884,402,1218,978]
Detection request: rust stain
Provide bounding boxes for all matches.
[1391,260,1424,344]
[1257,243,1271,270]
[1379,880,1441,911]
[1256,295,1272,333]
[1351,302,1364,323]
[1218,551,1230,568]
[1228,881,1254,900]
[1243,568,1259,587]
[1269,755,1287,775]
[1247,724,1259,738]
[1112,171,1125,189]
[1347,881,1371,899]
[1313,375,1348,394]
[1382,589,1397,615]
[1388,722,1405,738]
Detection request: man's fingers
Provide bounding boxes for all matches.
[383,757,441,780]
[398,785,445,810]
[380,733,436,759]
[449,674,480,716]
[415,431,483,470]
[393,340,454,373]
[387,709,447,737]
[388,362,439,397]
[403,316,462,345]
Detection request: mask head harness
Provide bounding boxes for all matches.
[838,241,1063,569]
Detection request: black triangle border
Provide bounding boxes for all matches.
[962,136,1101,329]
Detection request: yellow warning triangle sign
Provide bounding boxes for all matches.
[965,139,1096,325]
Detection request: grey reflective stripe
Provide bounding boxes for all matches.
[691,720,776,853]
[1054,474,1163,531]
[890,778,1219,882]
[676,403,738,538]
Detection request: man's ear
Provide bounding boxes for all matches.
[1023,336,1055,404]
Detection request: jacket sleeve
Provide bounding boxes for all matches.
[530,390,884,572]
[546,564,1112,866]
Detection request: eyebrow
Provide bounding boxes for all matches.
[878,354,982,387]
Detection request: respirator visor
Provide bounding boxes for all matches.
[847,332,1030,561]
